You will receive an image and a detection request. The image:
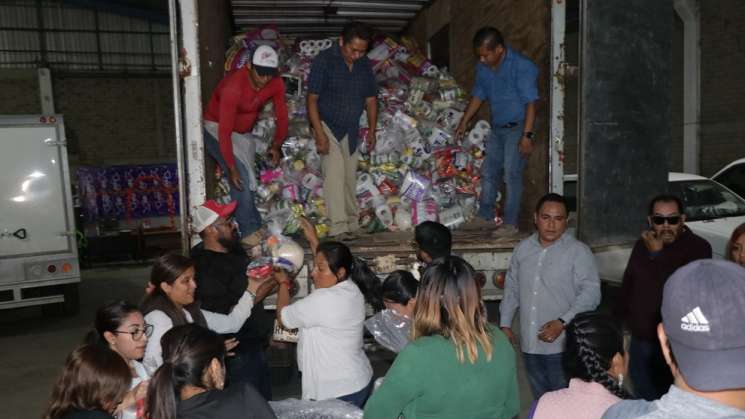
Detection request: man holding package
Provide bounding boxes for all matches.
[190,199,278,399]
[455,26,539,237]
[203,45,289,247]
[307,22,378,241]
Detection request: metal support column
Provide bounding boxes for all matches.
[549,0,567,193]
[674,0,700,174]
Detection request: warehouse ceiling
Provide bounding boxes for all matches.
[231,0,433,37]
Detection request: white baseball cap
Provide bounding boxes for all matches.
[252,45,279,76]
[192,200,237,234]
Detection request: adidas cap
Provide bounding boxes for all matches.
[661,259,745,391]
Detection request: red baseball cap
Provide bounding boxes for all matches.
[192,200,237,233]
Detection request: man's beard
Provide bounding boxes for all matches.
[218,231,241,253]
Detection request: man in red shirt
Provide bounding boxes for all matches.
[203,45,288,245]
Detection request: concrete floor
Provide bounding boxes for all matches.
[0,264,540,419]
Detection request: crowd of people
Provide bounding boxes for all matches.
[40,189,745,419]
[39,19,745,419]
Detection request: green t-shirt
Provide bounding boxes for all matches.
[364,325,520,419]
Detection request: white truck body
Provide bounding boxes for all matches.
[0,115,80,311]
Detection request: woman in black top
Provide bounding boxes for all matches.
[43,344,131,419]
[146,324,276,419]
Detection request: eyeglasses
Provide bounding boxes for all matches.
[651,215,681,225]
[112,324,154,341]
[213,217,235,228]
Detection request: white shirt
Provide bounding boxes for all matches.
[118,360,149,419]
[281,280,372,400]
[143,291,254,374]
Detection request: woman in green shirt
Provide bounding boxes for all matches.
[364,256,520,419]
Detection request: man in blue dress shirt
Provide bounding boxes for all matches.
[456,26,539,237]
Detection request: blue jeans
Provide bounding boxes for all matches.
[203,128,262,237]
[337,378,374,409]
[523,352,568,400]
[477,125,526,226]
[629,336,672,400]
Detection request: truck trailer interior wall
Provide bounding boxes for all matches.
[408,0,550,229]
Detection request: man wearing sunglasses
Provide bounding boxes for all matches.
[614,194,711,401]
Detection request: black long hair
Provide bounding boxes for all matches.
[317,241,383,311]
[381,270,418,305]
[563,312,631,399]
[141,253,206,327]
[85,300,141,347]
[146,324,226,419]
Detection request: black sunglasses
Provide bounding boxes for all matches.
[651,215,681,225]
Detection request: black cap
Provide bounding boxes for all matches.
[415,221,452,260]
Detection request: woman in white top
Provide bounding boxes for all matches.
[141,253,260,374]
[85,300,153,419]
[275,220,383,408]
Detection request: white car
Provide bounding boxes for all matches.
[668,172,745,258]
[712,158,745,201]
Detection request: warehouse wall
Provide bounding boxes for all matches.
[699,0,745,176]
[0,69,175,166]
[407,0,550,228]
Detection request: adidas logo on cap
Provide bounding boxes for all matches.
[681,306,710,333]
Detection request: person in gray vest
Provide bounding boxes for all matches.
[602,259,745,419]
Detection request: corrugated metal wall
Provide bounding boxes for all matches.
[0,0,169,72]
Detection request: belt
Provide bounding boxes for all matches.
[498,122,518,128]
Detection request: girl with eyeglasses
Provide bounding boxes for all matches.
[86,301,153,419]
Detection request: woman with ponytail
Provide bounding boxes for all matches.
[86,301,152,419]
[43,344,131,419]
[529,311,630,419]
[364,256,519,419]
[141,253,262,373]
[273,219,380,407]
[146,324,275,419]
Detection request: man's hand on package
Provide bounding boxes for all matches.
[267,145,282,166]
[366,128,377,153]
[228,166,243,191]
[314,131,330,155]
[454,121,468,142]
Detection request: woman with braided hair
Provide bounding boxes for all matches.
[529,311,630,419]
[146,324,275,419]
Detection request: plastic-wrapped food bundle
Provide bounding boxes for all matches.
[221,30,496,239]
[269,399,362,419]
[364,309,412,353]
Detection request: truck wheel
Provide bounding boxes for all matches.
[42,283,80,317]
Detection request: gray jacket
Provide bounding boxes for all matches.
[602,385,745,419]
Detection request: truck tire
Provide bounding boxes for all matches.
[42,283,80,317]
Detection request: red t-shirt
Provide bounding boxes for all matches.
[203,67,288,168]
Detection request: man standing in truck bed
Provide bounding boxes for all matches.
[456,26,539,238]
[203,45,288,247]
[306,21,378,241]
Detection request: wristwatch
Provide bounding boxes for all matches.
[523,131,536,140]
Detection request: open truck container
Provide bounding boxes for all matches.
[0,115,80,313]
[166,0,670,303]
